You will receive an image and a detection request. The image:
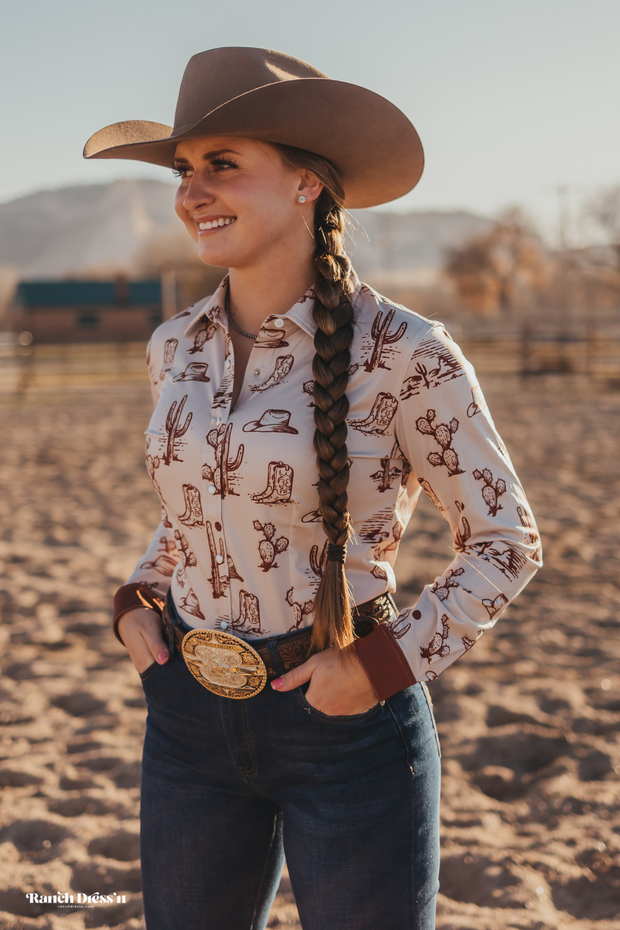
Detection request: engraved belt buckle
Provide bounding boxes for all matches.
[181,629,267,699]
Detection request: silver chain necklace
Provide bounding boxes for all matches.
[225,290,258,340]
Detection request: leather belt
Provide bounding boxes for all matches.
[163,591,396,682]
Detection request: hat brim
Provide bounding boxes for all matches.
[83,79,423,209]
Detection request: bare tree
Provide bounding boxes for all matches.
[445,208,549,314]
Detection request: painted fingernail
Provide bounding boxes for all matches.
[271,678,284,690]
[158,651,169,663]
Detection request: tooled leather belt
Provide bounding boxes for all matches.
[163,591,396,681]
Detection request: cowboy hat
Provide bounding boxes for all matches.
[83,46,423,209]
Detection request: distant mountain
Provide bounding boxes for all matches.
[0,180,492,284]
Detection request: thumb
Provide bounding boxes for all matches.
[271,657,315,692]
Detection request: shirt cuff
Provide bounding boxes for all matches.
[113,583,166,646]
[350,623,416,701]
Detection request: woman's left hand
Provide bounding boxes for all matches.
[271,647,379,716]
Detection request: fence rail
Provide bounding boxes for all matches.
[1,333,619,395]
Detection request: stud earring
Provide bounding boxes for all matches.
[297,194,307,204]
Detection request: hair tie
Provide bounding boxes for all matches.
[327,543,347,564]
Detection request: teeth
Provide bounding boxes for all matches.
[198,218,236,230]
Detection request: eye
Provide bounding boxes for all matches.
[172,163,192,179]
[210,156,239,172]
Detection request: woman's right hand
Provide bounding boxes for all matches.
[117,607,169,674]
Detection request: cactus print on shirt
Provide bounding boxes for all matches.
[125,276,541,679]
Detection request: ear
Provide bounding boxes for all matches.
[297,170,323,205]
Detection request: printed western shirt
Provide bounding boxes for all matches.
[118,275,541,686]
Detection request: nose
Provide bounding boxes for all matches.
[182,173,216,213]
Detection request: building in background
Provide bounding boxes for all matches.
[9,277,163,343]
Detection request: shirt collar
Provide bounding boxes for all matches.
[182,273,362,340]
[182,275,230,338]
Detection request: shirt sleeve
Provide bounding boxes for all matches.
[352,323,542,694]
[112,335,179,638]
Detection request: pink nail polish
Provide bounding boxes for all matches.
[158,652,169,663]
[271,678,284,690]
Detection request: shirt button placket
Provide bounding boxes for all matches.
[203,340,235,619]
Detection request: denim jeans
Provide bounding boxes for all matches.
[139,620,441,930]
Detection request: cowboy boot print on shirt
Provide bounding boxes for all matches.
[178,484,204,526]
[225,590,268,635]
[348,392,398,437]
[363,307,407,373]
[159,338,178,380]
[249,355,294,392]
[188,319,216,354]
[251,462,294,505]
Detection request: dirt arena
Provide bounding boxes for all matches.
[0,367,618,929]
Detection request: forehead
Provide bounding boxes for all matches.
[173,136,275,162]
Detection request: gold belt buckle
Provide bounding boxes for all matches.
[181,629,267,699]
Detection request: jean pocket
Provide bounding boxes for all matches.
[296,685,383,723]
[420,682,441,758]
[139,661,163,682]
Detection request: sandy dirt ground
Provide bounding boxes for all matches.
[0,370,618,929]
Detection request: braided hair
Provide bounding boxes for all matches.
[273,144,356,653]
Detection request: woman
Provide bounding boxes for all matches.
[84,47,541,930]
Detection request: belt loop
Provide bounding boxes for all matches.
[166,592,177,657]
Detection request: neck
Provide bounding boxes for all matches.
[227,252,317,332]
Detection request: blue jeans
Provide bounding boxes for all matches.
[139,623,441,930]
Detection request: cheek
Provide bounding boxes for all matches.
[174,190,196,237]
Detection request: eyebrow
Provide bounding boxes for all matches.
[172,148,243,164]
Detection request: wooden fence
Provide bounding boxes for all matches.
[1,328,619,396]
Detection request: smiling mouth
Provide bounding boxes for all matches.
[198,217,236,231]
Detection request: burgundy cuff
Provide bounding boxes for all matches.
[351,624,416,702]
[113,583,165,646]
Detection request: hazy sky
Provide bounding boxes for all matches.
[2,0,618,244]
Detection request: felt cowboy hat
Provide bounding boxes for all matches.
[83,46,424,209]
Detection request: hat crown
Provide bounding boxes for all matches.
[174,47,328,133]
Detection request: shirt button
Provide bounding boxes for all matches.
[253,368,261,377]
[273,318,284,328]
[208,485,216,495]
[220,621,228,630]
[215,554,224,564]
[225,359,232,370]
[216,416,222,425]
